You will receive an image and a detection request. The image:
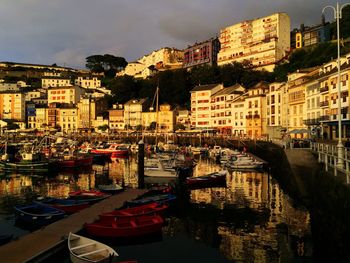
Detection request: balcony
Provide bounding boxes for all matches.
[319,115,330,121]
[319,101,329,107]
[320,86,329,93]
[303,118,320,125]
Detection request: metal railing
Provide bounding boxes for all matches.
[310,142,350,184]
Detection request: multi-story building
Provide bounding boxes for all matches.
[142,104,175,132]
[245,82,269,138]
[75,76,101,89]
[266,82,284,139]
[25,90,46,102]
[176,109,191,130]
[124,98,149,129]
[35,107,48,131]
[304,78,321,137]
[77,96,107,131]
[0,92,25,121]
[291,18,330,49]
[57,105,78,133]
[47,86,86,105]
[218,13,290,72]
[183,38,221,69]
[287,68,319,138]
[108,104,125,131]
[41,76,71,88]
[190,84,224,129]
[0,80,27,92]
[230,95,247,137]
[210,84,245,134]
[318,58,350,140]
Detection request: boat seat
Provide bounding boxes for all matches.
[71,242,96,250]
[78,248,109,258]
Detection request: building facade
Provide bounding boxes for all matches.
[0,92,26,121]
[75,76,101,89]
[218,13,290,72]
[48,86,86,105]
[183,38,221,69]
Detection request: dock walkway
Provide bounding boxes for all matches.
[0,189,146,263]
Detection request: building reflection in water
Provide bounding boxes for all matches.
[0,156,312,262]
[189,165,312,262]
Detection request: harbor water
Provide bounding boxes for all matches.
[0,155,312,262]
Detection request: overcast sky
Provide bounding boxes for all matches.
[0,0,348,68]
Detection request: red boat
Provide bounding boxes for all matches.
[91,144,129,158]
[56,155,93,168]
[185,171,227,189]
[99,202,168,221]
[85,214,164,238]
[68,190,111,203]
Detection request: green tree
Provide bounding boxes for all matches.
[174,123,186,131]
[98,124,109,132]
[149,121,157,130]
[85,54,127,75]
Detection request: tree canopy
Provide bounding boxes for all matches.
[85,54,128,77]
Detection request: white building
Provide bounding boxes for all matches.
[218,13,290,71]
[266,82,284,138]
[75,76,101,89]
[42,77,71,88]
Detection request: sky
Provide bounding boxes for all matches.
[0,0,348,69]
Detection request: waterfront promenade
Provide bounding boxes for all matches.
[0,189,146,263]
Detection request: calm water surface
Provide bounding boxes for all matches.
[0,155,312,262]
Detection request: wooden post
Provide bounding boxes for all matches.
[138,140,145,189]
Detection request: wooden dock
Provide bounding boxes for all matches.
[0,189,147,263]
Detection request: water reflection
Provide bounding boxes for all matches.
[0,156,312,262]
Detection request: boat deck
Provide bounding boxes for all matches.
[0,189,146,263]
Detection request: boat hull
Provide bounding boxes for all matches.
[85,215,164,238]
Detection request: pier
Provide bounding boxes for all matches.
[0,189,146,263]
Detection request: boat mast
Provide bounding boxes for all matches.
[155,85,159,146]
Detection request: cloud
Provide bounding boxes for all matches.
[0,0,348,68]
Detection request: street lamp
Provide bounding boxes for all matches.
[322,2,350,168]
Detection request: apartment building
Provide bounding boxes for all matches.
[75,76,101,89]
[266,82,284,139]
[304,79,321,137]
[42,76,71,88]
[77,96,107,131]
[245,82,269,138]
[183,38,221,69]
[25,90,46,102]
[108,104,125,131]
[230,95,247,137]
[47,86,86,105]
[176,110,191,130]
[291,18,330,49]
[210,84,245,134]
[124,98,149,129]
[318,59,350,140]
[142,104,175,132]
[57,106,78,133]
[0,92,25,121]
[0,80,27,92]
[218,13,290,72]
[190,84,224,129]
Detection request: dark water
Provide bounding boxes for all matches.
[0,156,312,262]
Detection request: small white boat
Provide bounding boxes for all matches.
[68,232,118,263]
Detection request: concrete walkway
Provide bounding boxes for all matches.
[284,148,320,200]
[0,189,146,263]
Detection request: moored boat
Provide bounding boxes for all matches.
[14,203,65,227]
[68,190,111,203]
[125,194,176,207]
[68,232,118,263]
[185,170,227,189]
[34,197,90,214]
[54,155,93,169]
[100,202,168,220]
[97,184,123,195]
[85,214,164,238]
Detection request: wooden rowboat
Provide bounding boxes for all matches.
[85,214,164,238]
[68,232,118,263]
[185,170,227,189]
[100,202,168,220]
[34,198,90,214]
